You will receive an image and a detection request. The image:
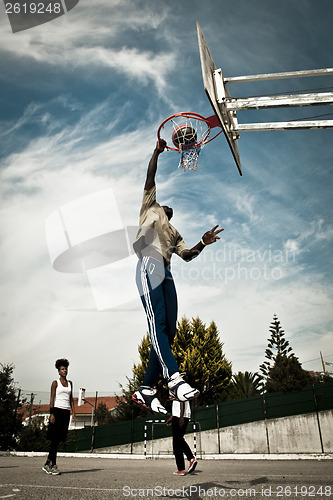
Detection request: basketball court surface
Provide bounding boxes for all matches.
[1,454,332,499]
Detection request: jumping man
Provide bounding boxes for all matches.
[132,139,223,414]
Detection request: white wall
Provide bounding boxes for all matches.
[94,409,333,455]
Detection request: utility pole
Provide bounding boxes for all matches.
[80,391,98,452]
[14,389,21,420]
[90,391,98,452]
[94,391,98,426]
[320,352,327,373]
[13,388,21,434]
[28,392,35,426]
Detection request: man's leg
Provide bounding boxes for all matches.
[142,349,161,387]
[134,257,199,410]
[163,268,200,402]
[163,268,178,344]
[141,266,178,387]
[133,257,178,414]
[138,257,179,380]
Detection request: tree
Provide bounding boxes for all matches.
[113,334,158,421]
[307,371,333,384]
[116,316,232,417]
[259,315,293,380]
[95,402,113,425]
[0,363,22,450]
[113,376,149,421]
[132,333,151,390]
[227,371,261,400]
[259,315,311,393]
[17,417,49,452]
[265,353,312,393]
[172,317,232,407]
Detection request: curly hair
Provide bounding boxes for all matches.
[55,358,69,370]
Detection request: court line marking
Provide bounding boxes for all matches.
[1,484,120,492]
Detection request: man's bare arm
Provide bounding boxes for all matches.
[181,225,224,262]
[144,139,167,191]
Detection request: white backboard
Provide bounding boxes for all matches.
[197,22,242,175]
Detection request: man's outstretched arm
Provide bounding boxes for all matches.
[181,225,224,262]
[144,139,167,191]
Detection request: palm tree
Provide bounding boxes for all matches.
[227,371,261,400]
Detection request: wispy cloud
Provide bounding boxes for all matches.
[0,1,175,91]
[284,219,333,255]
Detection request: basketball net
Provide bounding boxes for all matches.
[179,144,203,171]
[158,112,220,172]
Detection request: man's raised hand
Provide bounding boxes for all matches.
[202,225,224,245]
[156,138,167,154]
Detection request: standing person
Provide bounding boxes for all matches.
[132,139,223,414]
[42,358,76,475]
[167,399,197,476]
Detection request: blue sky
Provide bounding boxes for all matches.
[1,0,332,398]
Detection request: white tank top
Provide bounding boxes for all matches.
[54,379,71,410]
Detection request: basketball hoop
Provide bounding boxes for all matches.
[157,112,222,171]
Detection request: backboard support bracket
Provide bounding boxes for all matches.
[197,21,333,176]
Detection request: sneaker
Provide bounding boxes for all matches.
[50,464,61,475]
[42,463,52,474]
[173,470,186,476]
[132,385,167,414]
[188,458,197,474]
[168,373,200,402]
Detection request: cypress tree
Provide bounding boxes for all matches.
[174,318,232,406]
[259,315,311,393]
[0,364,23,450]
[259,314,293,380]
[265,353,312,393]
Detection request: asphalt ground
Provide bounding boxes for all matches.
[0,455,332,500]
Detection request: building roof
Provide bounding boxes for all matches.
[73,396,121,415]
[19,403,50,421]
[19,395,123,420]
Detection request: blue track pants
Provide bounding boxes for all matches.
[136,256,179,387]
